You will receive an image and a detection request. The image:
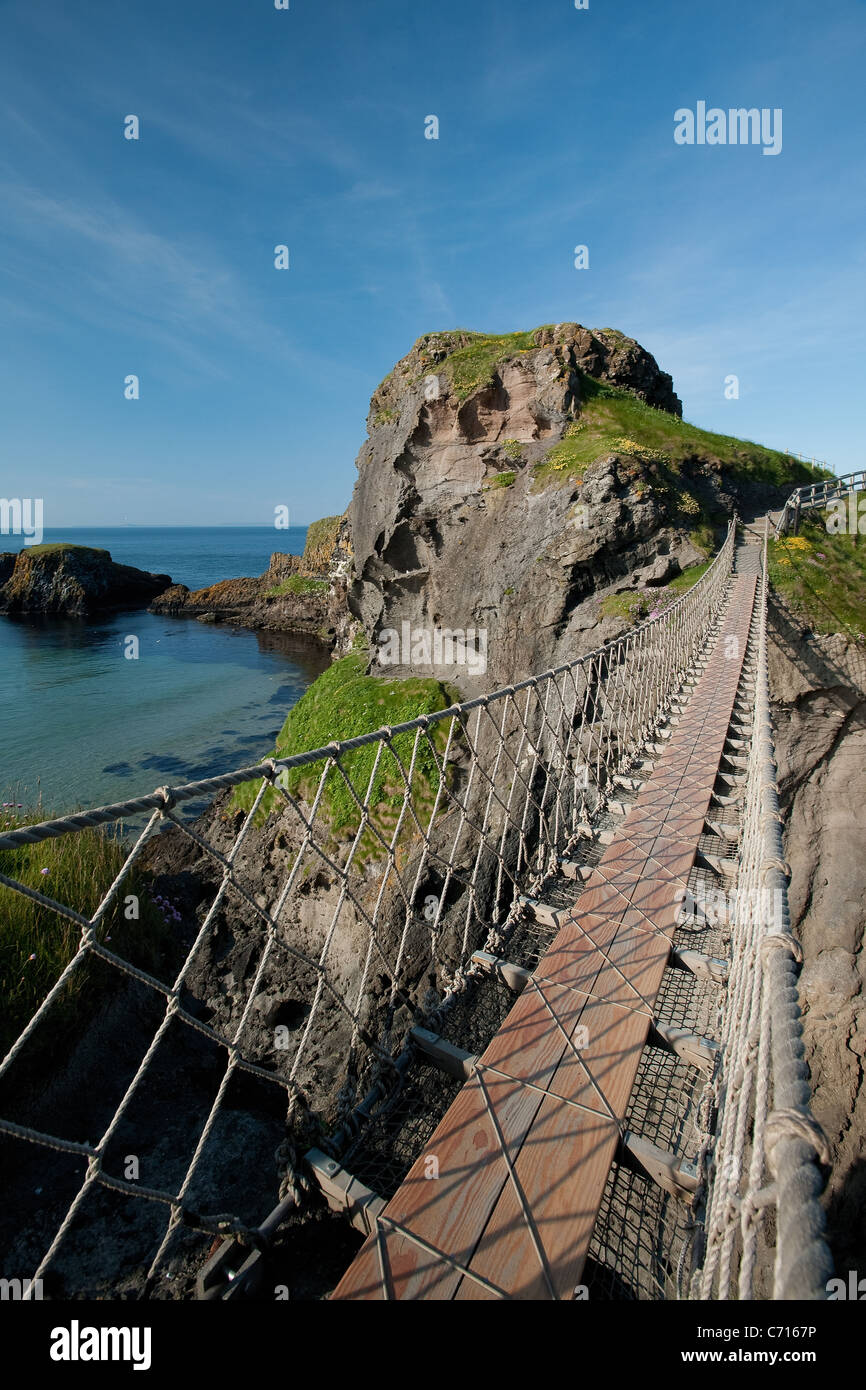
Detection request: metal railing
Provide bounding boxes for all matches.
[775,469,865,535]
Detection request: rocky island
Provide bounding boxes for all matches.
[148,515,353,647]
[150,323,817,679]
[0,543,173,617]
[141,323,863,1279]
[134,321,836,1086]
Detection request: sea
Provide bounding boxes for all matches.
[0,527,330,817]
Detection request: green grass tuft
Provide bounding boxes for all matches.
[600,591,650,622]
[600,560,712,626]
[768,497,866,638]
[0,806,172,1057]
[228,655,458,848]
[666,560,711,593]
[266,575,329,597]
[483,471,516,491]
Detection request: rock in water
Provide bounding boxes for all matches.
[0,544,173,617]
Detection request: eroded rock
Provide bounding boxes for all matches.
[0,544,172,617]
[769,596,866,1274]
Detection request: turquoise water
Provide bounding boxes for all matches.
[0,528,329,815]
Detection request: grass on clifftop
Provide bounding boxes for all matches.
[436,330,544,401]
[266,575,329,597]
[0,806,172,1058]
[228,655,458,849]
[768,497,866,639]
[14,543,110,558]
[418,330,826,496]
[533,375,830,489]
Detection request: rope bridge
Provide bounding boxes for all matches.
[0,519,832,1299]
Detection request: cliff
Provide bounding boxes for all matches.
[136,324,827,1094]
[768,602,866,1279]
[0,544,172,617]
[346,323,817,691]
[149,516,353,647]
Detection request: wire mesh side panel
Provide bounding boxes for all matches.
[586,863,729,1302]
[0,523,736,1297]
[689,524,833,1301]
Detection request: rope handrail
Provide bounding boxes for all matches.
[0,516,832,1300]
[690,518,833,1301]
[0,524,735,855]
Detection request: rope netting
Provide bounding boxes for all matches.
[689,521,833,1300]
[0,518,829,1298]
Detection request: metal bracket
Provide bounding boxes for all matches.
[669,948,730,984]
[471,950,533,994]
[613,774,644,791]
[648,1020,718,1074]
[196,1194,296,1301]
[703,818,739,844]
[618,1131,699,1202]
[574,823,616,845]
[558,859,594,883]
[721,753,749,771]
[305,1149,387,1237]
[696,849,739,877]
[711,789,744,808]
[410,1026,478,1080]
[518,895,569,929]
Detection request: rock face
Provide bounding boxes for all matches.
[5,323,857,1294]
[149,547,348,647]
[768,598,866,1276]
[370,324,682,423]
[0,545,172,617]
[347,325,704,693]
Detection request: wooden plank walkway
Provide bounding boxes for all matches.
[331,575,757,1300]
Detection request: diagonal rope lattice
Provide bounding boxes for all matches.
[0,518,831,1299]
[688,519,833,1301]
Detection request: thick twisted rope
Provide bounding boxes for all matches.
[691,519,833,1301]
[6,521,811,1301]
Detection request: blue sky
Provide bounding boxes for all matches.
[1,0,864,526]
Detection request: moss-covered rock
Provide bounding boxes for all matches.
[0,545,172,617]
[302,515,344,571]
[229,653,457,837]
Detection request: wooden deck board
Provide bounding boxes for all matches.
[332,575,757,1300]
[454,1101,620,1300]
